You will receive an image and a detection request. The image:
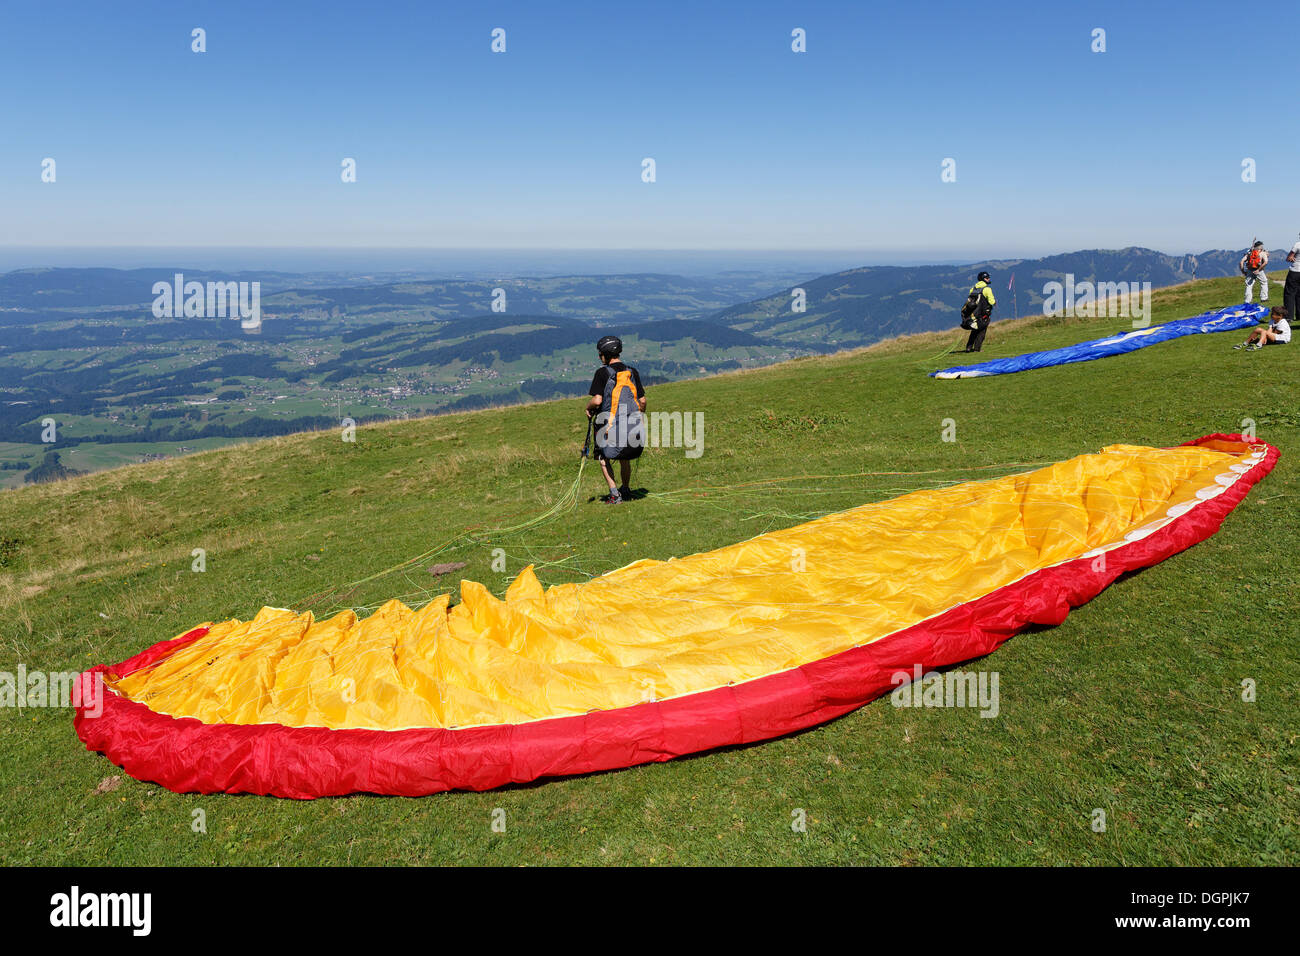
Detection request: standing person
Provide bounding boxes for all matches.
[584,335,646,504]
[1286,233,1300,324]
[959,271,996,353]
[1240,241,1270,304]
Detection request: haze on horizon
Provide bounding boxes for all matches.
[0,243,1261,280]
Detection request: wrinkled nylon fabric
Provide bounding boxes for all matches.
[111,440,1253,733]
[931,304,1267,379]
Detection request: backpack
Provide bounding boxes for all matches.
[594,365,645,461]
[960,284,985,329]
[1247,248,1265,271]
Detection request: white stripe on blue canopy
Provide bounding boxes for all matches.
[930,304,1268,380]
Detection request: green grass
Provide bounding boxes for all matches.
[1,274,1296,865]
[0,438,259,489]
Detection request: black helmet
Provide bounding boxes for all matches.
[596,335,622,358]
[977,271,991,283]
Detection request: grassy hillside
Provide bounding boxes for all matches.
[1,274,1296,865]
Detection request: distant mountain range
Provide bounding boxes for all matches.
[3,247,1270,350]
[0,246,1284,486]
[0,268,810,325]
[708,247,1285,348]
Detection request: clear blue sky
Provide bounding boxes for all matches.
[1,0,1294,260]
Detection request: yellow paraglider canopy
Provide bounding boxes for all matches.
[74,434,1274,797]
[112,439,1259,731]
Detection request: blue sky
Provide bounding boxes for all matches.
[1,0,1294,261]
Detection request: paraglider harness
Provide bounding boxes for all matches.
[590,363,645,461]
[960,282,992,331]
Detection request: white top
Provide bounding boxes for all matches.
[1270,317,1291,343]
[1290,242,1300,273]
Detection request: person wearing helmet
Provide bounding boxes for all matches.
[1240,241,1270,304]
[1286,233,1300,324]
[585,335,646,504]
[959,271,996,353]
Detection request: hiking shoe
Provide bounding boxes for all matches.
[605,491,623,504]
[618,485,632,499]
[1233,343,1245,350]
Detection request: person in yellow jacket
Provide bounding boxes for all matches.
[960,271,996,352]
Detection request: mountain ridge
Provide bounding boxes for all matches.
[708,246,1286,347]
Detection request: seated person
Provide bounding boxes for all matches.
[1235,307,1291,350]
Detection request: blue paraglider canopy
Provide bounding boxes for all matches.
[931,304,1268,379]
